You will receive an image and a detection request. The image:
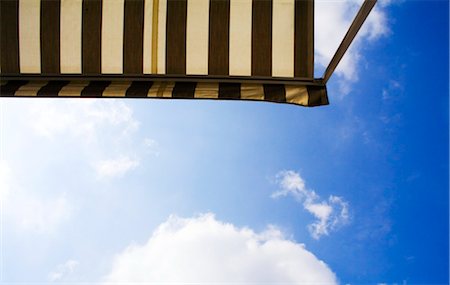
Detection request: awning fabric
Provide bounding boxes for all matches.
[0,0,328,107]
[0,80,328,106]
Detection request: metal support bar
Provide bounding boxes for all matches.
[322,0,377,84]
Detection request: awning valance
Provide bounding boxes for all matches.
[0,80,328,106]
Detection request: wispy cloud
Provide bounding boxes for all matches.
[24,101,156,179]
[10,193,73,234]
[382,80,403,102]
[28,100,139,142]
[316,0,391,95]
[272,170,350,239]
[103,213,337,283]
[143,138,160,156]
[0,160,11,200]
[48,259,79,282]
[94,156,140,178]
[1,160,73,234]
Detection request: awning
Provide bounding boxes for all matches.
[0,80,328,106]
[0,0,376,106]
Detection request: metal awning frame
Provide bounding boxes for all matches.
[322,0,377,84]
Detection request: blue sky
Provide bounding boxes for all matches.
[0,0,448,284]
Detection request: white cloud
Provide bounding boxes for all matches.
[0,160,11,200]
[103,213,338,283]
[2,161,72,234]
[48,259,79,282]
[307,196,350,239]
[143,138,157,148]
[28,100,139,142]
[10,193,72,234]
[94,156,139,178]
[143,138,160,156]
[316,0,390,94]
[25,100,147,178]
[272,170,350,239]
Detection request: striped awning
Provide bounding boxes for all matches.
[0,0,328,107]
[0,80,328,105]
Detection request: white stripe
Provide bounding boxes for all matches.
[15,81,48,96]
[285,85,308,105]
[229,0,252,76]
[147,81,174,97]
[272,0,295,77]
[143,0,154,74]
[147,81,162,97]
[102,0,125,73]
[19,0,41,73]
[186,0,209,75]
[147,81,161,97]
[240,84,264,100]
[60,0,82,73]
[58,81,89,96]
[157,0,167,74]
[162,82,175,97]
[194,83,218,99]
[102,82,131,97]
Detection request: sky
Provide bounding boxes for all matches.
[0,0,449,284]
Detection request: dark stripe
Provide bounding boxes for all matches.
[125,81,154,97]
[82,0,102,74]
[263,84,286,103]
[81,81,111,97]
[123,0,145,74]
[209,0,230,75]
[218,83,240,99]
[307,85,329,106]
[0,81,28,97]
[294,0,314,78]
[41,0,61,74]
[166,0,187,75]
[172,82,196,98]
[1,0,20,74]
[252,0,272,76]
[37,81,69,97]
